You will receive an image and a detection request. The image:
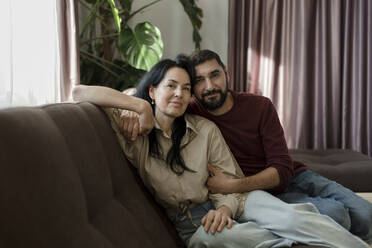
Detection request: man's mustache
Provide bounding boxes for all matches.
[201,89,222,98]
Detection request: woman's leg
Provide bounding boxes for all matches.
[188,221,295,248]
[173,201,295,248]
[239,190,369,248]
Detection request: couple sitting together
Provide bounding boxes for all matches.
[73,49,372,248]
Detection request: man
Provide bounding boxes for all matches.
[120,50,372,245]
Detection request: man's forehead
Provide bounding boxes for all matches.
[195,59,223,76]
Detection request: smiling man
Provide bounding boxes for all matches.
[186,49,372,245]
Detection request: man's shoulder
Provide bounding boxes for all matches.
[231,91,271,106]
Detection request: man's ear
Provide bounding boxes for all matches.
[223,66,230,83]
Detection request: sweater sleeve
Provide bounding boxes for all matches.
[259,99,294,194]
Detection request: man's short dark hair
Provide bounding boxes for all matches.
[189,49,225,68]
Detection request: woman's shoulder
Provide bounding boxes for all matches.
[184,113,219,133]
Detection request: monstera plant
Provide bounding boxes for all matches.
[79,0,203,90]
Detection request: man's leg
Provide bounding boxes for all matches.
[279,170,372,244]
[239,190,370,248]
[278,192,352,230]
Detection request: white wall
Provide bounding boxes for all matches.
[129,0,228,64]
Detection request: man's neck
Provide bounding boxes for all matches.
[207,92,234,116]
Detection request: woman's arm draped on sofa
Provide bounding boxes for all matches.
[72,85,155,135]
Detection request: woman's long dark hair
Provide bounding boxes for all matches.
[135,55,195,175]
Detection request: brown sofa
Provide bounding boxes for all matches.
[2,102,367,248]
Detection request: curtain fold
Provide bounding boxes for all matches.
[56,0,80,102]
[228,0,372,156]
[227,0,249,91]
[0,0,79,107]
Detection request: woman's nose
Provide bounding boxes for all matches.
[174,87,183,97]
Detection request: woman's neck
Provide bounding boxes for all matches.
[155,112,175,137]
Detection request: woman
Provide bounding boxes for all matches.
[73,55,369,248]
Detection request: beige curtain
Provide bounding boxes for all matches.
[228,0,372,156]
[56,0,80,101]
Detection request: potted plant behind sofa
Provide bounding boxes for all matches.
[79,0,203,91]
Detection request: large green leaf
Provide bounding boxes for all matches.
[119,22,163,71]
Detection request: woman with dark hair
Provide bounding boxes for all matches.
[73,55,369,248]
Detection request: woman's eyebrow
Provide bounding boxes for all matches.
[168,79,191,86]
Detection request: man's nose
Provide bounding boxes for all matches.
[205,77,213,90]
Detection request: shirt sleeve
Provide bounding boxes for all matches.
[259,99,294,194]
[104,108,147,170]
[207,122,246,219]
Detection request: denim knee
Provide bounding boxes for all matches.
[322,203,351,231]
[351,207,372,243]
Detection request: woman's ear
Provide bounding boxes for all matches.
[149,85,155,101]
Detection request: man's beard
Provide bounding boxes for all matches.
[197,83,228,111]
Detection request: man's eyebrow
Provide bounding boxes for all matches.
[210,69,220,75]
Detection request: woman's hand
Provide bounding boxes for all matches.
[201,205,233,234]
[138,100,155,136]
[119,110,140,141]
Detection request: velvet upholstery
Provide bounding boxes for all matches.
[290,149,372,192]
[0,102,182,248]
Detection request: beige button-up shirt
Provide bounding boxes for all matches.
[106,108,246,218]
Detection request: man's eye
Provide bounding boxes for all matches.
[183,87,191,91]
[167,84,175,88]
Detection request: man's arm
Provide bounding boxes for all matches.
[207,165,280,194]
[208,97,293,195]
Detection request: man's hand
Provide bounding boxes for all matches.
[120,110,140,141]
[207,164,236,194]
[201,205,233,234]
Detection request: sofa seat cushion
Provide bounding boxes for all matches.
[289,149,372,192]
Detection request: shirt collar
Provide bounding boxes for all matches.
[154,114,198,140]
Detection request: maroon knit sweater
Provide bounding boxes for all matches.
[188,91,307,194]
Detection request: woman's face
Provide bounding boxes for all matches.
[149,67,191,119]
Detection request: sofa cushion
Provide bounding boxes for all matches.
[0,102,182,248]
[289,149,372,192]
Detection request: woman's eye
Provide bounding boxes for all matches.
[183,87,190,91]
[167,84,175,88]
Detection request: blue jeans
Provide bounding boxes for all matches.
[278,170,372,244]
[171,191,369,248]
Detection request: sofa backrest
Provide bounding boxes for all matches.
[0,102,182,248]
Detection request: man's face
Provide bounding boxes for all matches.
[193,59,229,111]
